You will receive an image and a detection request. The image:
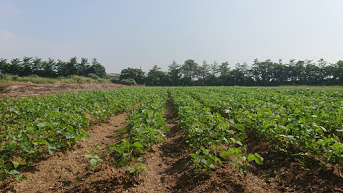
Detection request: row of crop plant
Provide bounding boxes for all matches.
[0,88,146,183]
[183,87,343,166]
[107,88,168,182]
[169,88,263,176]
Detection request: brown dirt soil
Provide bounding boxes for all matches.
[0,112,129,193]
[125,96,195,193]
[0,82,142,99]
[244,131,343,193]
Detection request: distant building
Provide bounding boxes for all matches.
[106,73,120,82]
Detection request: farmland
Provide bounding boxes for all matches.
[1,87,343,192]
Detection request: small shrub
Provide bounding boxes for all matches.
[0,83,11,93]
[0,74,14,81]
[11,75,19,81]
[29,74,39,78]
[120,78,137,86]
[87,73,101,80]
[71,76,91,84]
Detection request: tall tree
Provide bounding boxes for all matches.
[0,58,9,74]
[41,58,57,77]
[334,60,343,85]
[146,65,167,86]
[119,67,145,84]
[8,58,22,75]
[56,59,68,76]
[167,61,181,86]
[32,57,43,76]
[21,57,33,76]
[181,59,199,85]
[197,60,211,85]
[89,58,106,78]
[218,62,230,85]
[66,57,78,76]
[76,57,89,76]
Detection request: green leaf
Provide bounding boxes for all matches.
[254,153,263,165]
[37,122,46,128]
[8,170,20,175]
[133,142,143,148]
[12,161,19,169]
[15,174,25,181]
[247,153,255,162]
[220,152,230,160]
[122,166,134,173]
[18,161,27,165]
[238,134,248,140]
[232,124,245,131]
[90,158,97,167]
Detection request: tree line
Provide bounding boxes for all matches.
[120,59,343,86]
[0,57,107,78]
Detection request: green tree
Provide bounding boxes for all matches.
[218,62,230,85]
[21,57,33,76]
[197,60,211,85]
[56,59,68,76]
[207,61,220,86]
[230,63,250,86]
[333,60,343,85]
[32,57,44,76]
[167,61,181,86]
[41,58,57,77]
[304,60,320,85]
[8,58,22,75]
[76,57,90,76]
[66,57,78,76]
[273,59,288,85]
[181,59,199,85]
[89,58,106,78]
[251,59,275,86]
[146,65,167,86]
[120,67,145,84]
[0,58,9,74]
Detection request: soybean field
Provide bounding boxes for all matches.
[1,87,343,192]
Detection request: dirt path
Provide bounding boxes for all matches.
[2,112,128,193]
[126,96,193,193]
[0,82,142,99]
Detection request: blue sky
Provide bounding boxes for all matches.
[1,0,343,73]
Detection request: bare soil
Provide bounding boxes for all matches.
[0,82,140,99]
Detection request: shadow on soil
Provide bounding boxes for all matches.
[245,131,343,192]
[65,176,134,193]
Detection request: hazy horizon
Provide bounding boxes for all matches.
[1,0,343,73]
